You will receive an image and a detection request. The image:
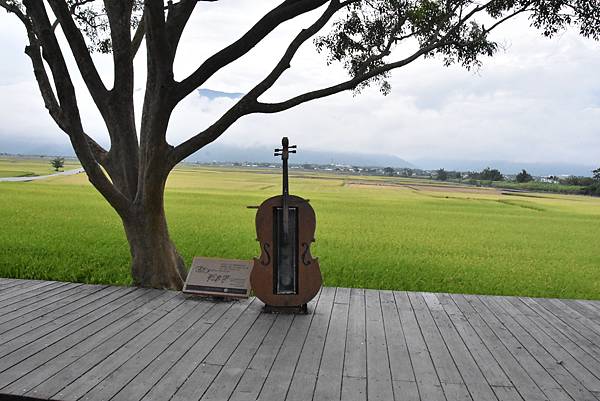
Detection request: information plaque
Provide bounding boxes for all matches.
[183,257,252,298]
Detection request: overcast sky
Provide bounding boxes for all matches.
[0,1,599,166]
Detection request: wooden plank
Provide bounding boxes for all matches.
[461,294,573,401]
[341,288,367,401]
[0,281,71,311]
[83,298,218,401]
[493,296,600,393]
[139,298,254,401]
[9,290,173,397]
[549,299,600,338]
[228,313,295,401]
[0,283,101,328]
[199,310,277,401]
[45,294,189,401]
[393,380,421,401]
[113,299,250,401]
[3,282,599,401]
[0,285,125,347]
[422,293,499,401]
[0,278,24,288]
[285,286,335,401]
[0,281,77,313]
[256,294,320,401]
[108,300,234,401]
[0,288,163,393]
[365,289,394,401]
[480,297,595,400]
[449,294,554,401]
[168,299,265,401]
[312,287,350,401]
[579,300,600,314]
[380,291,416,383]
[408,292,471,401]
[0,286,135,366]
[562,300,600,321]
[202,299,264,366]
[0,280,57,303]
[436,294,515,389]
[533,298,600,347]
[394,291,446,401]
[518,297,600,363]
[335,287,351,304]
[0,279,42,293]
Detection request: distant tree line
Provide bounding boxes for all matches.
[516,169,533,183]
[468,167,504,182]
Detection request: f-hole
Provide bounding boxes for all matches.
[273,206,298,295]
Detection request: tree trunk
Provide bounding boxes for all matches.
[122,204,187,290]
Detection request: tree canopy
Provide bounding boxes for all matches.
[516,169,533,183]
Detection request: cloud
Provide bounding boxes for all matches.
[0,4,599,166]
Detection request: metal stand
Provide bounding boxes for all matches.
[263,303,308,314]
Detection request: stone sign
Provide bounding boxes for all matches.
[183,257,252,298]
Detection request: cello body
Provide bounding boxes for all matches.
[250,138,322,309]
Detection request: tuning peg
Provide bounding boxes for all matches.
[289,150,296,153]
[289,145,297,149]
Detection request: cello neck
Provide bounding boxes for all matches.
[282,154,289,242]
[275,137,296,242]
[282,154,289,198]
[275,137,296,199]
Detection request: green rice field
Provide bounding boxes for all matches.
[1,158,600,299]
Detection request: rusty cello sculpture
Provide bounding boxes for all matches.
[251,137,322,312]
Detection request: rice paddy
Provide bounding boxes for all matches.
[1,158,599,299]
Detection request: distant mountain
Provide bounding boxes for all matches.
[3,136,594,176]
[412,158,596,177]
[0,137,413,168]
[0,137,76,157]
[185,142,416,168]
[197,89,244,100]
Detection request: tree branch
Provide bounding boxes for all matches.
[169,0,503,166]
[483,2,533,35]
[46,0,109,113]
[23,0,129,214]
[174,0,330,103]
[253,44,435,114]
[169,0,350,166]
[2,0,109,166]
[131,17,145,58]
[165,0,197,61]
[104,0,134,95]
[144,0,173,81]
[0,0,27,25]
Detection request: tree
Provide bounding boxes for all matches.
[50,156,64,172]
[480,167,504,181]
[383,167,395,176]
[593,168,600,181]
[516,169,533,183]
[436,168,448,181]
[1,1,597,289]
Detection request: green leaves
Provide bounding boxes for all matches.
[315,0,600,94]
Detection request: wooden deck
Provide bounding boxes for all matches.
[1,279,600,401]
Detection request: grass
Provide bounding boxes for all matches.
[0,170,36,178]
[0,156,80,177]
[1,160,600,299]
[490,180,584,194]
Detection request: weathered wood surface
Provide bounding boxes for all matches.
[1,279,600,401]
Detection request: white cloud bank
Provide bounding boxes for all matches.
[0,2,599,166]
